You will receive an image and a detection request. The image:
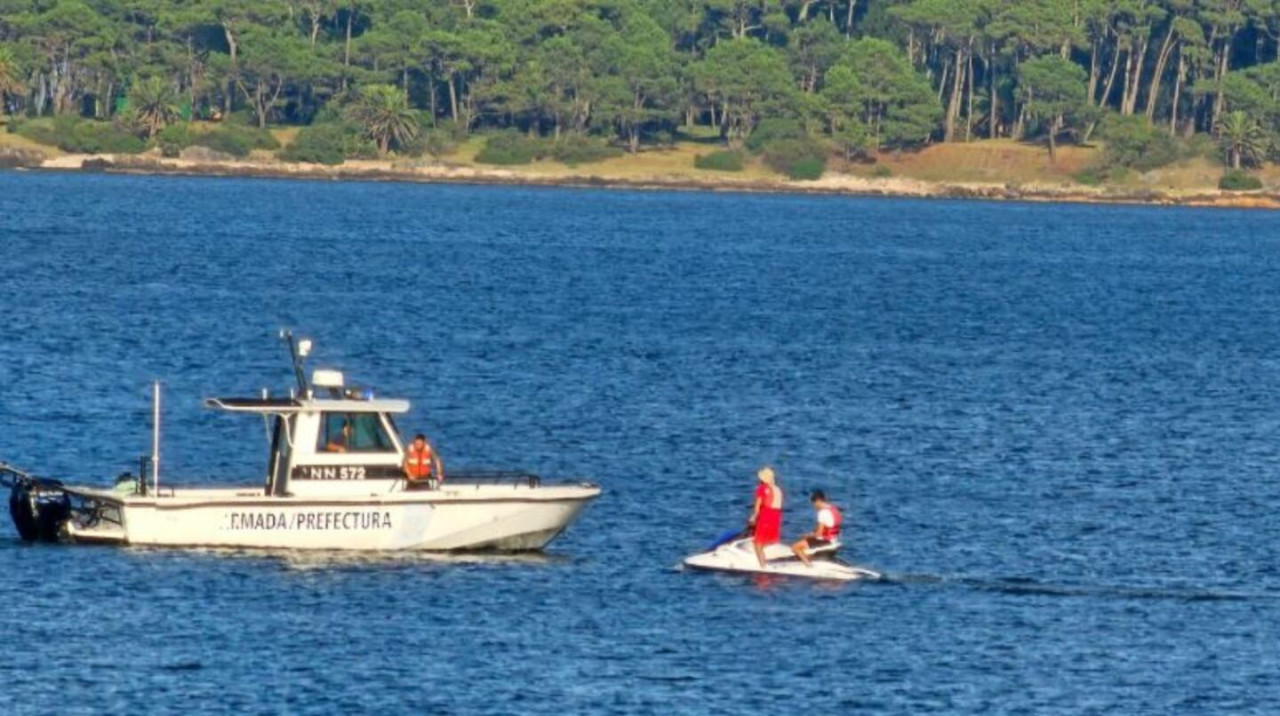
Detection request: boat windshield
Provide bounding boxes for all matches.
[317,412,396,453]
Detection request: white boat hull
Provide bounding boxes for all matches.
[62,483,599,552]
[683,539,880,582]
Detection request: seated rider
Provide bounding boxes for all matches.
[325,421,353,453]
[791,490,842,567]
[403,433,444,488]
[747,466,783,568]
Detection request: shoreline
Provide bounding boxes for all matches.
[7,150,1280,210]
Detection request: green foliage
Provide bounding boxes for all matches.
[17,116,146,154]
[1219,169,1264,191]
[762,138,828,180]
[745,118,807,153]
[278,124,352,165]
[130,77,182,138]
[345,84,418,156]
[694,150,745,172]
[1017,55,1088,157]
[475,132,549,166]
[1216,111,1268,169]
[189,126,278,158]
[550,135,623,166]
[1100,115,1179,171]
[156,123,192,158]
[1073,166,1107,186]
[872,164,893,178]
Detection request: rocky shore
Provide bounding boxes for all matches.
[5,147,1279,210]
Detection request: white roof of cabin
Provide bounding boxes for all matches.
[205,397,411,414]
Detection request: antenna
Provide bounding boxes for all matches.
[151,381,161,496]
[280,329,310,396]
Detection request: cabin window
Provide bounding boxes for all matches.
[318,413,395,453]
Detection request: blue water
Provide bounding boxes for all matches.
[2,172,1279,713]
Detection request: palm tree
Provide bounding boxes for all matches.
[0,45,25,113]
[131,77,182,139]
[1216,111,1267,170]
[346,84,418,156]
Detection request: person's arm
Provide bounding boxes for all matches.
[402,454,414,479]
[433,452,445,483]
[748,495,762,527]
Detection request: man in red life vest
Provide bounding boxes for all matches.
[791,489,842,566]
[403,433,444,489]
[747,466,784,568]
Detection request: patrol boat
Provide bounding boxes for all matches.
[2,333,600,551]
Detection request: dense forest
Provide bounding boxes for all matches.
[1,0,1279,172]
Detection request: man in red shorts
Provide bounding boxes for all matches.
[747,466,784,568]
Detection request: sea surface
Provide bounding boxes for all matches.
[1,172,1279,714]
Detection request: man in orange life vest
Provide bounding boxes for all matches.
[403,433,444,489]
[791,489,842,566]
[747,466,783,568]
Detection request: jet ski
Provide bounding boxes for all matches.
[683,533,880,582]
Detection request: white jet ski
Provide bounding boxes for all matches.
[683,536,880,582]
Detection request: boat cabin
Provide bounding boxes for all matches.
[206,367,413,497]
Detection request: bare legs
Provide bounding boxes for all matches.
[791,538,812,566]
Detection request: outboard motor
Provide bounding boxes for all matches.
[9,482,40,542]
[7,480,70,543]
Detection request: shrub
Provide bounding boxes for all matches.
[278,123,349,165]
[419,127,461,158]
[745,117,806,153]
[1219,169,1263,191]
[12,118,59,146]
[1073,166,1106,186]
[191,128,251,157]
[872,164,892,178]
[762,138,828,180]
[157,123,192,158]
[475,132,548,165]
[550,134,622,165]
[1100,114,1178,171]
[25,117,148,154]
[694,150,745,172]
[190,126,278,158]
[786,157,826,180]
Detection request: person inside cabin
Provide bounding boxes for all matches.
[747,465,783,568]
[404,433,444,489]
[790,490,843,567]
[325,420,353,453]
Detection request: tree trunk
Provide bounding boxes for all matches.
[965,49,974,141]
[844,0,856,37]
[342,11,353,92]
[1169,52,1185,135]
[1048,115,1059,161]
[1099,42,1121,109]
[1145,24,1176,121]
[447,73,459,122]
[428,73,438,125]
[944,47,964,142]
[224,27,238,116]
[989,54,999,139]
[1122,35,1148,115]
[1087,39,1100,105]
[1211,39,1230,129]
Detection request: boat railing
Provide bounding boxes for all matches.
[443,470,542,489]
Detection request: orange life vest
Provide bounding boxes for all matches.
[817,505,842,541]
[405,444,434,479]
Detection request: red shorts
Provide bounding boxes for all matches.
[753,509,782,545]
